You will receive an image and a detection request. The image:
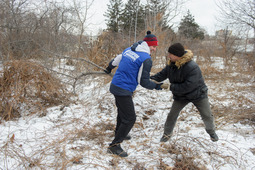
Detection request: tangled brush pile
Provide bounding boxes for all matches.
[0,60,70,121]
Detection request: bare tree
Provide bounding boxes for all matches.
[134,0,141,42]
[71,0,94,58]
[0,0,96,62]
[216,0,255,56]
[0,0,31,59]
[144,0,186,31]
[216,27,239,68]
[0,0,71,59]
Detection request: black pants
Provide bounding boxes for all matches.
[110,95,136,146]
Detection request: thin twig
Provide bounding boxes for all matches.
[42,49,106,71]
[73,71,113,94]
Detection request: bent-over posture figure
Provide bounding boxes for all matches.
[150,43,219,142]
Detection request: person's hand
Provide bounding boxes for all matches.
[104,67,112,74]
[155,83,163,90]
[155,83,169,90]
[160,83,169,90]
[151,79,169,90]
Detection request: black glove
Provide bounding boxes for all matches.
[104,67,112,74]
[155,83,169,90]
[155,83,163,90]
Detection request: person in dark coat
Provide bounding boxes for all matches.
[104,31,168,157]
[150,43,219,142]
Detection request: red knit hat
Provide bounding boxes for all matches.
[143,31,158,46]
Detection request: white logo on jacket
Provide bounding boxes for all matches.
[123,49,140,62]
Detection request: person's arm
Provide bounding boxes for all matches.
[104,54,122,74]
[150,66,168,82]
[139,59,167,90]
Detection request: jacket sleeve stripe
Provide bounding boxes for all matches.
[111,54,122,67]
[137,63,144,84]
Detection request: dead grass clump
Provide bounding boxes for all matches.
[200,65,221,80]
[76,122,115,145]
[132,163,146,170]
[159,159,173,170]
[173,157,201,170]
[160,144,203,170]
[0,60,70,121]
[217,107,255,127]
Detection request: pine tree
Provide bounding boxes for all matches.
[144,0,169,30]
[104,0,123,32]
[178,10,204,40]
[121,0,145,37]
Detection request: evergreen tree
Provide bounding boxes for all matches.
[144,0,169,30]
[178,10,204,40]
[104,0,123,32]
[120,0,145,37]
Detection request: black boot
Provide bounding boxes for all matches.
[124,134,131,140]
[107,144,128,157]
[160,134,171,142]
[206,129,219,142]
[209,132,219,142]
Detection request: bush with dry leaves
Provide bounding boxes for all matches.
[0,60,70,121]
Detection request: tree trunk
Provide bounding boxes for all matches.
[253,28,255,57]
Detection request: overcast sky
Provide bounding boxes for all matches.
[87,0,221,36]
[183,0,220,35]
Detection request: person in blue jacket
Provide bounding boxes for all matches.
[104,31,167,157]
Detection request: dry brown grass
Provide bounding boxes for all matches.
[159,140,207,170]
[200,52,255,126]
[0,60,70,121]
[0,38,254,169]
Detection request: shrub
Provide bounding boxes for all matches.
[0,60,70,120]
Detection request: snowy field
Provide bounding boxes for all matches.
[0,57,254,169]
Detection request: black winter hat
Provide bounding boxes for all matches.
[168,43,185,57]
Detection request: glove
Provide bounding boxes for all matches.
[155,83,163,90]
[104,67,112,74]
[151,79,169,90]
[161,83,169,90]
[155,83,169,90]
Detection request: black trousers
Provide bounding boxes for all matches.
[110,95,136,146]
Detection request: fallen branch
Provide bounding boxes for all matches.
[42,49,106,71]
[73,71,113,94]
[41,50,114,94]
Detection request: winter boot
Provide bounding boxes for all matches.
[206,129,219,142]
[209,132,219,142]
[124,134,131,140]
[160,134,171,142]
[107,144,128,157]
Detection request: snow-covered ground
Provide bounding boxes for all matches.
[0,57,254,169]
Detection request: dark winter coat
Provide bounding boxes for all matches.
[150,50,208,102]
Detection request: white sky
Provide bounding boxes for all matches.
[182,0,220,35]
[87,0,221,36]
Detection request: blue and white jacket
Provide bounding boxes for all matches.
[108,41,158,96]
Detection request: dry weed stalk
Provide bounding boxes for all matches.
[0,60,70,121]
[159,142,202,170]
[159,135,245,170]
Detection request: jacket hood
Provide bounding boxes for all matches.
[131,41,150,54]
[168,49,193,69]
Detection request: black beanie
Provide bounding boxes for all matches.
[168,43,185,57]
